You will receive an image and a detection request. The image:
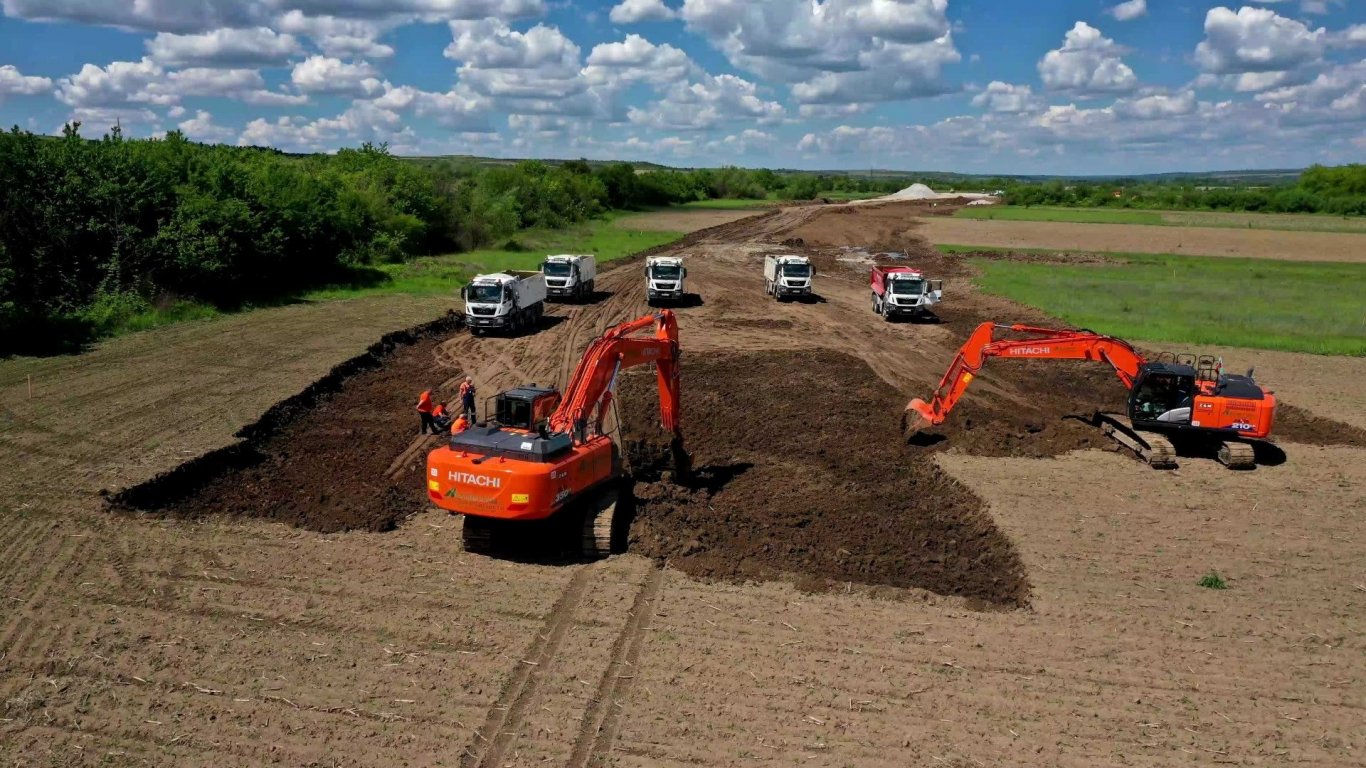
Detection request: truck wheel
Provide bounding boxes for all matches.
[871,295,879,314]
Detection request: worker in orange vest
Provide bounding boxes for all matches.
[432,401,452,431]
[449,414,469,435]
[458,376,477,421]
[416,389,439,435]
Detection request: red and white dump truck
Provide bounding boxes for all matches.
[870,266,943,321]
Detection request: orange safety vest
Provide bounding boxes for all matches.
[459,381,473,398]
[416,390,434,414]
[433,403,447,418]
[450,416,469,435]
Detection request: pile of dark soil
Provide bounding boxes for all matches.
[618,350,1032,607]
[1274,404,1366,448]
[109,317,455,533]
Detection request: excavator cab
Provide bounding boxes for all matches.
[491,386,561,433]
[1129,364,1197,424]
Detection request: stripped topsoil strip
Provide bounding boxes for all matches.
[619,350,1033,607]
[108,314,462,532]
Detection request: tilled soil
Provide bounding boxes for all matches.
[619,351,1030,606]
[7,200,1366,767]
[109,318,458,533]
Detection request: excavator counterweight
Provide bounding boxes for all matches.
[906,322,1276,469]
[426,311,688,558]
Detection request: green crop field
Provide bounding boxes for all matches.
[303,212,682,301]
[956,205,1366,233]
[964,249,1366,356]
[678,198,776,210]
[957,206,1166,225]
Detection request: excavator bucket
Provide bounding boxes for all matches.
[902,398,938,440]
[670,435,693,485]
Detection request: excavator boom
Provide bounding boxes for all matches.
[551,310,681,440]
[426,311,687,538]
[905,323,1147,435]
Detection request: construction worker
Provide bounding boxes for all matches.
[432,402,452,431]
[416,389,439,435]
[459,376,477,421]
[449,414,469,435]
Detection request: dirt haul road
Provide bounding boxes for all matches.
[3,202,1365,766]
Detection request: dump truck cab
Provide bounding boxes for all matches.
[462,271,547,335]
[646,256,687,304]
[764,254,815,299]
[542,254,596,302]
[871,265,943,320]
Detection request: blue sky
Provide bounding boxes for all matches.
[0,0,1361,174]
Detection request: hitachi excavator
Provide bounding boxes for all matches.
[426,311,688,558]
[904,323,1277,469]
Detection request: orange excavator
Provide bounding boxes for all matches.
[425,311,688,557]
[904,323,1277,469]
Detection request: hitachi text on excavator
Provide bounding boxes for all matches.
[425,311,690,557]
[904,323,1277,469]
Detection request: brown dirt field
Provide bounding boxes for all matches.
[3,202,1364,766]
[914,215,1366,261]
[616,207,767,233]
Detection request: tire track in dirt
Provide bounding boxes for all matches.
[566,567,665,768]
[463,568,593,768]
[0,525,82,661]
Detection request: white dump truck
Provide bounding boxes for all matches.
[646,256,687,305]
[763,254,815,300]
[462,270,547,335]
[541,254,596,302]
[870,266,943,321]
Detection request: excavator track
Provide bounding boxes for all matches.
[581,489,619,561]
[1217,441,1257,469]
[1096,413,1178,469]
[461,515,498,556]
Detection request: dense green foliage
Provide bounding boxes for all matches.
[969,250,1366,356]
[1001,164,1366,215]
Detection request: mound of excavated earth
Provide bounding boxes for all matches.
[619,350,1032,606]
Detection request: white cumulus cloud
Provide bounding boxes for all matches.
[178,110,235,142]
[628,73,783,130]
[1195,6,1326,75]
[275,11,396,59]
[291,56,382,97]
[609,0,676,24]
[2,0,264,33]
[1108,0,1146,22]
[1038,21,1138,95]
[147,27,301,67]
[681,0,958,104]
[971,81,1041,113]
[0,65,53,101]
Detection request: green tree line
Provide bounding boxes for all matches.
[0,128,912,355]
[1002,164,1366,215]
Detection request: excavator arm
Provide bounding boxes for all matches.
[904,323,1148,435]
[549,310,682,446]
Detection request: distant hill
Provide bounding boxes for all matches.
[401,154,1304,185]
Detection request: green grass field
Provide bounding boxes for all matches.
[303,212,682,301]
[678,198,775,210]
[957,206,1168,226]
[955,205,1366,233]
[965,249,1366,356]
